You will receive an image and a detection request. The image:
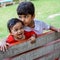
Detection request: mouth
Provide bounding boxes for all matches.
[18,33,23,36]
[14,33,24,40]
[18,32,24,36]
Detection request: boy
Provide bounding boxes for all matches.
[17,1,60,35]
[7,18,37,44]
[0,18,37,52]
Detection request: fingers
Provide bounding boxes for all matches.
[2,46,6,52]
[6,43,10,46]
[58,29,60,32]
[0,46,5,52]
[0,45,7,52]
[0,43,10,52]
[30,39,36,44]
[56,28,60,32]
[4,44,8,51]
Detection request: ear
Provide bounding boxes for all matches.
[10,28,13,35]
[33,14,35,19]
[10,33,13,35]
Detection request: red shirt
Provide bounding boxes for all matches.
[6,31,37,44]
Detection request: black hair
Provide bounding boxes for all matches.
[17,2,35,16]
[7,18,24,32]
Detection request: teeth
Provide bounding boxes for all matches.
[18,33,22,35]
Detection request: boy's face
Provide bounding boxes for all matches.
[10,22,24,40]
[18,14,35,26]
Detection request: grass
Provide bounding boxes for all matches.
[0,0,60,38]
[0,4,18,38]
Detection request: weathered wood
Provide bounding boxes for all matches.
[0,31,60,60]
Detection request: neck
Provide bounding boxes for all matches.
[28,20,35,28]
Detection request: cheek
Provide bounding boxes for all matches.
[22,30,24,33]
[11,31,17,36]
[21,29,24,33]
[25,19,30,24]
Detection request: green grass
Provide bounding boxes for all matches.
[0,4,18,38]
[0,0,60,38]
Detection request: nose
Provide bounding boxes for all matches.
[21,18,25,22]
[18,30,21,33]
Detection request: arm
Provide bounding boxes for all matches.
[49,26,60,32]
[41,21,60,32]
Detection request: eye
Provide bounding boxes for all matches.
[15,29,18,31]
[19,16,21,19]
[20,26,23,29]
[24,15,28,18]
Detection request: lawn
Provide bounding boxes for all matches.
[0,0,60,38]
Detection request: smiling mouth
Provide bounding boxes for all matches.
[17,33,23,39]
[18,33,23,35]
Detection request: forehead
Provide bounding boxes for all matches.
[13,22,23,28]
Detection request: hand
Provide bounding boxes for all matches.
[0,42,10,52]
[57,28,60,32]
[29,36,36,44]
[50,26,60,32]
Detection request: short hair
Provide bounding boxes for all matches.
[17,2,35,16]
[7,18,24,32]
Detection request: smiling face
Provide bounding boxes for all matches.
[10,22,24,40]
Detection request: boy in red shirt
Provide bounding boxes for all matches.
[0,18,37,52]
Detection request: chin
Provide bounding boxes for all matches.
[25,24,28,26]
[18,36,23,39]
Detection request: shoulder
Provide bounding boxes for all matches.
[34,19,44,23]
[7,35,13,39]
[7,35,14,42]
[34,19,45,25]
